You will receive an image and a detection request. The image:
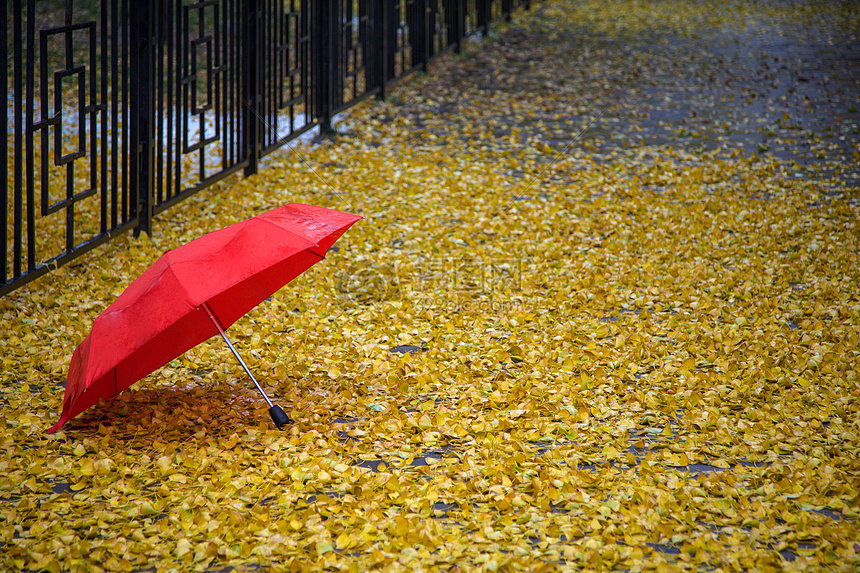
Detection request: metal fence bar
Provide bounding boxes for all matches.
[245,0,261,176]
[1,0,7,284]
[503,0,513,21]
[315,0,334,131]
[451,0,463,53]
[130,0,155,237]
[24,0,36,274]
[2,0,537,297]
[477,0,486,35]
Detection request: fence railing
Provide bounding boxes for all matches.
[2,0,532,297]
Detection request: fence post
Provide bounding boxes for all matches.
[477,0,489,35]
[314,0,334,132]
[376,0,388,99]
[427,0,437,60]
[1,0,7,284]
[244,0,261,176]
[411,0,428,69]
[367,0,382,98]
[451,0,462,54]
[131,0,154,237]
[385,0,398,81]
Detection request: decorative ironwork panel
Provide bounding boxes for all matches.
[335,0,374,109]
[35,18,99,227]
[3,0,135,296]
[429,0,452,58]
[387,0,419,81]
[258,0,313,153]
[491,0,504,21]
[463,0,478,36]
[150,0,248,210]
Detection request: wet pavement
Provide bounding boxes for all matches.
[368,0,859,186]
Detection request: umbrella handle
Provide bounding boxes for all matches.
[200,302,293,429]
[268,405,293,429]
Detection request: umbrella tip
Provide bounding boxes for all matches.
[268,405,293,429]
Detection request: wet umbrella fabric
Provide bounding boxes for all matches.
[47,203,361,433]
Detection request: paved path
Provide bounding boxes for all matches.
[365,0,859,187]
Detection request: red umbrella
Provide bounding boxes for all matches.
[48,203,361,433]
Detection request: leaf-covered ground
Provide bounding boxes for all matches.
[3,1,859,571]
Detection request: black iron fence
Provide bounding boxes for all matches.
[2,0,532,297]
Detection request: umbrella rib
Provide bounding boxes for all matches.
[200,302,274,409]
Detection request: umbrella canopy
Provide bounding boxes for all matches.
[48,203,361,433]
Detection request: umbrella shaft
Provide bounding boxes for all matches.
[201,302,274,409]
